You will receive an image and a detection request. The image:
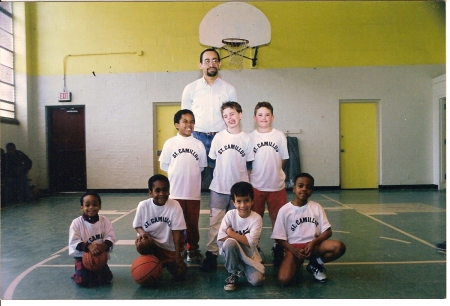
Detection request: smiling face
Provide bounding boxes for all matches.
[253,106,274,131]
[80,195,101,217]
[292,176,314,206]
[222,107,242,130]
[175,113,195,137]
[232,194,253,218]
[149,179,170,206]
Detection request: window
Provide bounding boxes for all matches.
[0,2,16,122]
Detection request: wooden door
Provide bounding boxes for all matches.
[47,106,86,192]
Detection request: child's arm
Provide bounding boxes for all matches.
[224,227,250,247]
[303,227,332,257]
[159,140,171,172]
[103,217,116,252]
[172,230,185,261]
[172,229,187,275]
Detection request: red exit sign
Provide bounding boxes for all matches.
[59,92,72,102]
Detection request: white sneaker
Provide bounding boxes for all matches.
[306,260,327,282]
[224,271,242,291]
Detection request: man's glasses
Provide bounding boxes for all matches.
[203,59,219,65]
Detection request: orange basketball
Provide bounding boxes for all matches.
[82,251,108,272]
[136,237,155,255]
[131,255,162,287]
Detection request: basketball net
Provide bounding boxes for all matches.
[222,38,249,70]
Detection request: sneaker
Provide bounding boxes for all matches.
[436,241,446,251]
[224,271,242,291]
[272,244,284,268]
[199,251,217,272]
[306,259,327,282]
[187,249,205,263]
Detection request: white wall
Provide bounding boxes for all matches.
[20,64,444,189]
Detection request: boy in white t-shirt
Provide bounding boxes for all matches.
[249,101,290,267]
[133,174,187,280]
[200,102,254,272]
[271,173,346,285]
[159,109,208,263]
[218,181,265,291]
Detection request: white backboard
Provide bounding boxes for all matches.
[199,2,271,48]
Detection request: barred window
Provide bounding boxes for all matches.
[0,2,15,121]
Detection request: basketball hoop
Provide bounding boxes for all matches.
[222,38,249,70]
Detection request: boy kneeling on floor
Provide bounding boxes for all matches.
[218,181,265,291]
[271,173,346,285]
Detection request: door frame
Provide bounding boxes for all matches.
[152,102,181,175]
[432,74,446,189]
[46,105,86,192]
[339,99,380,189]
[439,98,446,188]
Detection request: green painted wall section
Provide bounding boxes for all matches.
[24,1,445,76]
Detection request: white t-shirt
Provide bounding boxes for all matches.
[271,201,331,244]
[181,77,237,133]
[209,130,254,194]
[132,198,187,251]
[159,134,207,200]
[68,215,116,257]
[217,209,263,263]
[250,128,289,191]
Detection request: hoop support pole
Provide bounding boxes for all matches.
[251,47,258,68]
[218,45,259,68]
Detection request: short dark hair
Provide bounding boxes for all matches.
[5,143,16,150]
[174,109,195,124]
[221,101,242,114]
[200,48,220,63]
[293,173,315,186]
[80,191,101,206]
[148,174,170,191]
[254,101,274,116]
[230,181,254,201]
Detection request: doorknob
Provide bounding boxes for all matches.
[340,149,345,152]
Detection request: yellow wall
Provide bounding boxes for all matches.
[24,1,445,76]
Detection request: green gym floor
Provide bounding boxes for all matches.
[0,189,447,303]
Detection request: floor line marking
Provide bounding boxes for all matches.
[6,208,138,299]
[360,213,436,248]
[380,236,411,244]
[115,240,136,245]
[333,230,350,234]
[3,255,60,300]
[99,210,129,214]
[320,195,437,249]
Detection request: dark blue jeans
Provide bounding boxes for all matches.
[192,131,216,167]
